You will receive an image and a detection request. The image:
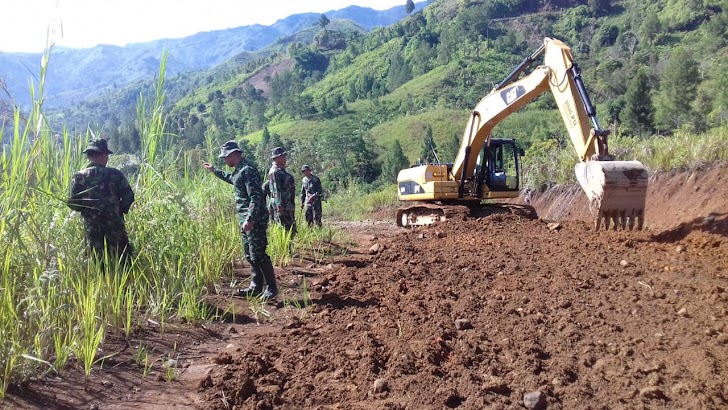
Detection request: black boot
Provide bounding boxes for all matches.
[259,259,278,299]
[236,261,264,297]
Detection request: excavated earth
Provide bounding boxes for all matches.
[4,164,728,410]
[197,216,727,410]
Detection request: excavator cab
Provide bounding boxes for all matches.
[482,139,522,192]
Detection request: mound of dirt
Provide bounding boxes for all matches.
[200,214,728,409]
[524,163,728,231]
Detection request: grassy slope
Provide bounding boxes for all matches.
[368,108,467,161]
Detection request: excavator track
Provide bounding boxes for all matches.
[396,203,537,228]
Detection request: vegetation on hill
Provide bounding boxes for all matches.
[34,0,728,192]
[133,0,727,191]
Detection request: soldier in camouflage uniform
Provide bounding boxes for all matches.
[268,147,297,237]
[203,140,278,299]
[262,180,275,223]
[67,138,135,264]
[300,165,323,227]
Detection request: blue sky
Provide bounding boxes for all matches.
[0,0,407,52]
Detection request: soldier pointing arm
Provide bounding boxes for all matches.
[203,140,278,299]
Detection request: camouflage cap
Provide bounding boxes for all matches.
[218,140,242,158]
[270,146,287,159]
[301,164,311,172]
[83,138,113,154]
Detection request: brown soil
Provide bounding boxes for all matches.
[244,58,294,97]
[524,162,728,231]
[3,165,728,410]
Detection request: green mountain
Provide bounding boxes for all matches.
[0,3,427,110]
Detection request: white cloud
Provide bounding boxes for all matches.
[0,0,408,52]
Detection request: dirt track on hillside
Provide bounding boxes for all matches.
[4,166,728,410]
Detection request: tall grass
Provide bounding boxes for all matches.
[522,127,728,189]
[325,183,399,221]
[267,210,349,267]
[0,48,239,397]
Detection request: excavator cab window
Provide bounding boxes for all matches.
[484,139,520,192]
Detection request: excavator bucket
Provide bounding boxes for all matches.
[575,161,648,230]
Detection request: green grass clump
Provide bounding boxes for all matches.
[0,50,239,397]
[324,183,399,221]
[522,126,728,189]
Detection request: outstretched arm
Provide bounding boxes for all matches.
[204,162,233,185]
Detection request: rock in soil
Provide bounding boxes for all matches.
[523,391,547,410]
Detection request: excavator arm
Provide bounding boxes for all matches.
[451,37,647,229]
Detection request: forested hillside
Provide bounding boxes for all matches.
[64,0,728,191]
[0,2,425,113]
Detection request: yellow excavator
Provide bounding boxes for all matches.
[396,37,648,230]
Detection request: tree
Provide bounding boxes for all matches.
[119,116,140,153]
[420,125,438,164]
[406,0,415,15]
[103,114,122,151]
[209,98,226,130]
[350,134,381,183]
[256,126,272,171]
[444,132,461,163]
[382,140,409,182]
[588,0,611,16]
[386,52,412,91]
[639,12,662,45]
[655,48,700,131]
[712,56,728,124]
[621,68,654,137]
[319,14,330,29]
[270,132,284,152]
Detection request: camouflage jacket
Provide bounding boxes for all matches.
[214,159,268,224]
[268,164,296,211]
[300,175,323,206]
[68,163,135,224]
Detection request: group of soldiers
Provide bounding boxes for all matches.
[68,138,323,300]
[265,146,323,235]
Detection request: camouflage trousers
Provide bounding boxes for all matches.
[305,201,322,227]
[241,221,271,264]
[276,208,297,239]
[83,219,133,265]
[268,203,276,222]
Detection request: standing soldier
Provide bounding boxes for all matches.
[262,179,275,222]
[268,147,297,237]
[203,140,278,299]
[68,138,135,264]
[300,165,323,227]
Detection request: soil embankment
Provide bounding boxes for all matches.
[524,163,728,231]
